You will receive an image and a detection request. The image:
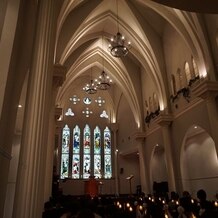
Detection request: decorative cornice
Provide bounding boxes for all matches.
[131,131,146,141]
[154,113,173,126]
[53,64,67,88]
[192,80,218,100]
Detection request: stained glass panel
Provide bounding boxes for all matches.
[83,154,91,178]
[104,127,111,154]
[72,154,80,179]
[83,124,90,154]
[60,125,70,179]
[73,125,80,153]
[104,155,112,178]
[94,126,101,154]
[94,155,101,178]
[61,154,69,179]
[62,124,70,153]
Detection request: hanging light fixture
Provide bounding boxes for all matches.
[83,68,98,94]
[108,0,131,58]
[97,71,112,90]
[97,36,113,90]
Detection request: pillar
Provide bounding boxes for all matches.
[110,123,119,195]
[132,132,150,194]
[12,0,58,217]
[44,64,66,202]
[156,114,176,193]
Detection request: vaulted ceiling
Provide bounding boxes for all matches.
[54,0,216,129]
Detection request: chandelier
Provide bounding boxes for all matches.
[83,68,97,94]
[108,32,131,57]
[83,79,97,94]
[97,71,112,90]
[108,0,131,57]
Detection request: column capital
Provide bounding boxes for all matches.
[154,113,173,127]
[53,64,67,88]
[192,80,218,100]
[110,123,119,132]
[131,131,146,142]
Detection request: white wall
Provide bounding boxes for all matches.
[181,129,218,200]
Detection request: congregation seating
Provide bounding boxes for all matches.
[42,190,218,218]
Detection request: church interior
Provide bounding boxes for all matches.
[1,0,218,217]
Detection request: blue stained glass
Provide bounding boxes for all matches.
[94,126,101,154]
[73,125,80,153]
[83,124,90,154]
[104,127,111,154]
[83,155,91,178]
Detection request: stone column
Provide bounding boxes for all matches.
[12,0,58,217]
[44,64,66,202]
[132,132,150,194]
[192,80,218,156]
[156,114,176,193]
[110,123,119,195]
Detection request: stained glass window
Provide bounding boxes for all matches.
[104,127,112,178]
[72,125,80,178]
[94,126,101,178]
[60,124,112,179]
[61,124,70,179]
[83,124,91,178]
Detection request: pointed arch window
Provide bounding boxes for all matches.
[184,61,191,84]
[94,126,101,178]
[153,93,159,111]
[192,57,199,78]
[60,125,70,179]
[60,124,112,179]
[83,124,91,178]
[104,127,112,178]
[177,68,183,89]
[72,125,80,179]
[171,74,177,95]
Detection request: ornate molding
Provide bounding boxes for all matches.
[192,80,218,100]
[154,113,173,126]
[131,131,146,141]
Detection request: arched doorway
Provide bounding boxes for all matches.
[181,125,218,199]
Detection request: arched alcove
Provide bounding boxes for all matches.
[150,145,168,193]
[181,125,218,199]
